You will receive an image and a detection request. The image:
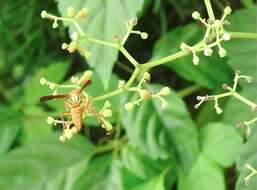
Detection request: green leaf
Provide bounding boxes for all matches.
[152,23,233,89]
[236,130,257,190]
[132,174,165,190]
[200,122,243,167]
[178,155,225,190]
[123,85,199,171]
[225,8,257,84]
[0,105,21,155]
[0,134,94,190]
[58,0,144,88]
[121,145,169,179]
[223,8,257,126]
[71,154,122,190]
[24,61,70,106]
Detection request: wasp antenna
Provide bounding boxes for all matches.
[79,79,92,92]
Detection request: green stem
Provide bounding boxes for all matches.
[119,46,139,67]
[178,85,202,98]
[126,67,141,87]
[93,89,123,102]
[204,0,215,20]
[230,32,257,39]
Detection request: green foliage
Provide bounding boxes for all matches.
[236,129,257,190]
[58,0,144,88]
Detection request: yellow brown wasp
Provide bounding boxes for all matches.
[40,79,92,132]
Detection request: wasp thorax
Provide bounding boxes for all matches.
[70,90,81,103]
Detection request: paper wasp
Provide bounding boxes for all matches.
[40,79,92,132]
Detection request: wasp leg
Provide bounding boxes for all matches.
[61,112,70,129]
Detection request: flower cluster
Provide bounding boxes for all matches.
[41,7,91,58]
[122,72,171,111]
[180,6,232,65]
[195,71,257,135]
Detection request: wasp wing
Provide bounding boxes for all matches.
[79,79,92,92]
[40,94,69,102]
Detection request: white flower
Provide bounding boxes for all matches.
[218,48,227,58]
[40,77,47,85]
[52,21,58,29]
[224,7,232,15]
[103,109,112,118]
[46,116,55,125]
[140,32,148,40]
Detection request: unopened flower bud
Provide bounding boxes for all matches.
[59,135,66,143]
[224,6,232,15]
[223,32,231,41]
[139,89,149,99]
[129,18,138,26]
[71,127,78,134]
[216,107,223,114]
[125,102,134,111]
[47,116,55,125]
[218,48,227,57]
[49,82,57,90]
[67,6,77,17]
[193,56,199,65]
[52,21,58,29]
[143,72,150,81]
[79,7,90,17]
[160,87,171,96]
[192,11,201,20]
[103,109,112,118]
[41,10,48,19]
[68,41,78,53]
[204,47,213,56]
[40,77,47,85]
[71,76,79,83]
[140,32,148,40]
[180,42,187,50]
[62,43,68,50]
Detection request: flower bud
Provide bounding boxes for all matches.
[41,10,48,19]
[52,21,58,29]
[216,106,223,114]
[160,87,171,96]
[47,116,55,125]
[192,11,201,20]
[40,77,47,85]
[59,135,66,143]
[143,72,150,81]
[218,48,227,57]
[140,32,148,40]
[68,41,78,53]
[71,127,78,134]
[103,109,112,118]
[129,18,138,26]
[224,6,232,15]
[223,32,231,41]
[49,82,57,90]
[67,6,77,17]
[125,102,134,111]
[204,47,213,56]
[193,56,199,65]
[71,76,79,83]
[180,42,187,50]
[62,43,68,50]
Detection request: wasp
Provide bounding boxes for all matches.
[40,79,92,132]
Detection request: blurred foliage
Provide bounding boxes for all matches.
[0,0,256,190]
